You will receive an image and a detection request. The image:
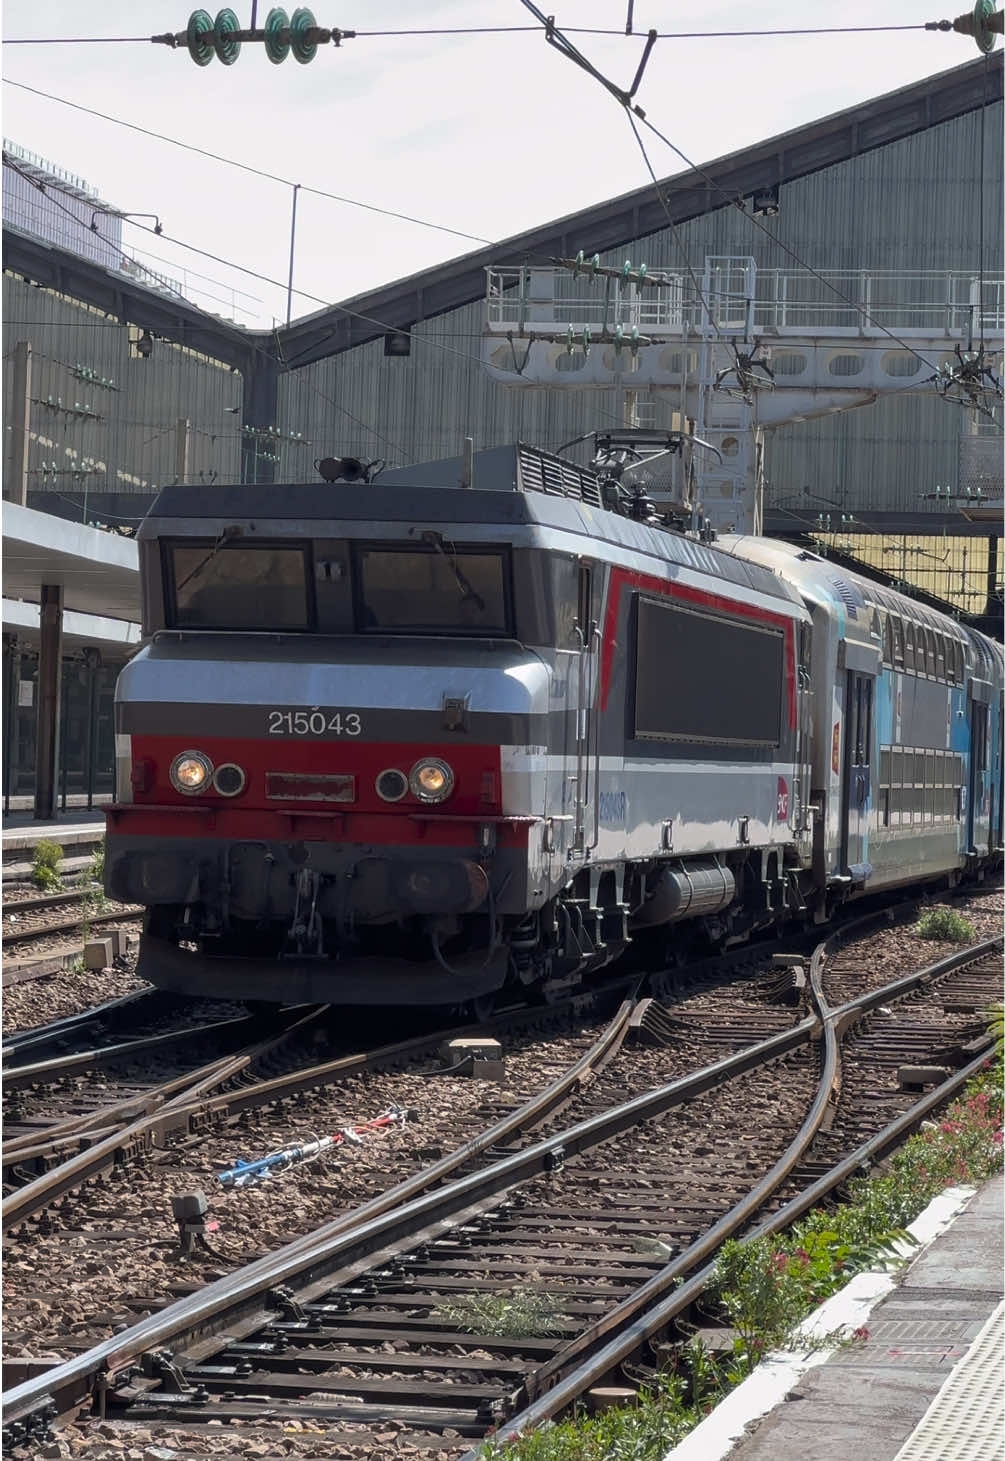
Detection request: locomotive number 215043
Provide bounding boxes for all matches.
[267,709,363,736]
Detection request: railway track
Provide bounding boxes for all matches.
[2,988,179,1066]
[3,921,997,1454]
[0,979,639,1234]
[2,890,143,950]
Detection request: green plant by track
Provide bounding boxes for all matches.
[435,1286,568,1339]
[915,906,976,942]
[31,839,64,892]
[77,846,109,918]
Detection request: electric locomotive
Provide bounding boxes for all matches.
[105,439,1002,1007]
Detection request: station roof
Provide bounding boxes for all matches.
[2,56,999,377]
[2,502,140,622]
[2,598,140,655]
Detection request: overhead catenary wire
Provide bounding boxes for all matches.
[2,23,938,45]
[2,79,493,246]
[623,110,720,340]
[518,2,999,378]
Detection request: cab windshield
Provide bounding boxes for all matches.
[356,545,512,635]
[166,541,312,630]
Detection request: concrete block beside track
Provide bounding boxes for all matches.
[83,938,114,971]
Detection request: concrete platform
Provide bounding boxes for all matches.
[2,809,107,851]
[2,811,107,879]
[667,1176,1003,1461]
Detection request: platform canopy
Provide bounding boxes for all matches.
[2,502,139,622]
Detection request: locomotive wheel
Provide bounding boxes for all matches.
[458,992,496,1023]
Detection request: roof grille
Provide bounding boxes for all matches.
[829,576,859,618]
[517,444,604,508]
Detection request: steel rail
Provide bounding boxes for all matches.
[2,905,143,948]
[2,1011,269,1091]
[1,990,175,1063]
[2,889,107,917]
[505,932,999,1411]
[0,980,634,1230]
[1,1005,329,1229]
[2,1058,244,1163]
[3,1009,816,1429]
[3,936,996,1433]
[506,913,845,1407]
[474,1040,995,1455]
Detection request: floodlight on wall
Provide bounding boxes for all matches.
[752,185,780,217]
[383,331,411,358]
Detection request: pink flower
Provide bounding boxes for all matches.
[852,1326,870,1341]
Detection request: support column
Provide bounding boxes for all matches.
[174,418,191,484]
[3,635,20,814]
[5,340,32,505]
[35,585,64,821]
[241,353,281,485]
[984,533,1001,621]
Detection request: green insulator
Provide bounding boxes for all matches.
[264,7,290,62]
[973,0,997,51]
[614,325,624,355]
[566,326,575,356]
[214,8,241,63]
[574,249,585,278]
[630,326,640,357]
[582,326,591,357]
[588,254,600,278]
[622,260,632,283]
[186,9,215,65]
[290,8,318,62]
[636,264,646,287]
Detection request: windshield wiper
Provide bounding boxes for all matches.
[175,525,243,594]
[420,530,486,612]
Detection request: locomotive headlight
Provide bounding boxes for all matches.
[409,757,454,803]
[170,750,213,794]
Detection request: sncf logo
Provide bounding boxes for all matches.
[776,777,789,822]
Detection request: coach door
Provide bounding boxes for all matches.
[965,695,989,855]
[840,670,873,881]
[568,561,598,858]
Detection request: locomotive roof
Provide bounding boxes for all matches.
[142,444,807,613]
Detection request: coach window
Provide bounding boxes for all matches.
[954,640,965,685]
[923,627,937,678]
[890,616,904,669]
[166,541,313,631]
[935,633,946,681]
[903,621,916,673]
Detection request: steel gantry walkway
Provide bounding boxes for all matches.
[482,256,1004,536]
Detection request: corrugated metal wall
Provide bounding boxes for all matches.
[3,275,242,514]
[278,104,1003,513]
